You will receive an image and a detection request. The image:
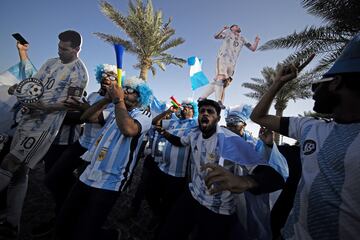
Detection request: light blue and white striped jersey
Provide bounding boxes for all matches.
[78,92,114,150]
[181,126,238,215]
[80,108,152,192]
[282,117,360,240]
[157,118,198,177]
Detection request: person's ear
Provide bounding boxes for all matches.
[217,115,221,123]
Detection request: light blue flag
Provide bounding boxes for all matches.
[187,56,209,90]
[255,140,289,181]
[0,60,37,135]
[150,96,167,117]
[218,127,267,166]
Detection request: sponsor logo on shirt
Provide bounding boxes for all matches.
[303,139,316,155]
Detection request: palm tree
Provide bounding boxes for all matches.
[95,0,186,80]
[259,0,360,74]
[242,65,312,144]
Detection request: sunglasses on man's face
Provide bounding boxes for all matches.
[182,104,194,110]
[123,86,138,94]
[102,73,117,81]
[225,116,245,126]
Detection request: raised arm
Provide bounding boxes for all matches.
[247,35,260,52]
[151,107,177,126]
[214,26,229,39]
[106,82,141,137]
[250,64,298,132]
[250,54,315,132]
[17,42,29,61]
[80,97,110,124]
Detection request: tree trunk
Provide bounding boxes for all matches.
[139,65,148,81]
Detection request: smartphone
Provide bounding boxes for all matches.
[12,33,28,45]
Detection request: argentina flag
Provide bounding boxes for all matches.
[218,126,267,166]
[0,60,37,135]
[187,56,209,90]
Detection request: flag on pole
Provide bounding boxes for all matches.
[114,44,124,86]
[187,56,209,90]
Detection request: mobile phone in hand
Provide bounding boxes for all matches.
[12,33,29,45]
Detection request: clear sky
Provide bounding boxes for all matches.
[0,0,322,142]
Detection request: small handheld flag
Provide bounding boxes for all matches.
[114,44,124,86]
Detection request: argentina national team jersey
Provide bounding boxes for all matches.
[78,92,114,150]
[80,108,152,192]
[181,126,237,215]
[157,118,198,177]
[282,117,360,240]
[11,58,88,168]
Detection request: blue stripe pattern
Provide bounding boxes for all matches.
[307,124,360,239]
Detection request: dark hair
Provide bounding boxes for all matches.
[230,24,238,30]
[198,99,221,115]
[58,30,82,48]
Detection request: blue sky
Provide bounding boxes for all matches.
[0,0,322,141]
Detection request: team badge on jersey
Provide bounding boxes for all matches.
[14,77,44,104]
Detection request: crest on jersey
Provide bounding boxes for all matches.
[14,77,44,104]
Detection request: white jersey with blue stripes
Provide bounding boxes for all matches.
[181,126,238,215]
[10,58,88,168]
[78,92,114,150]
[282,117,360,240]
[157,118,197,177]
[80,108,152,192]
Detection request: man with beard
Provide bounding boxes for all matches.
[200,25,260,108]
[250,33,360,239]
[156,99,283,240]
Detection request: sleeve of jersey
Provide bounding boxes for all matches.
[287,117,316,141]
[133,110,152,134]
[68,61,89,98]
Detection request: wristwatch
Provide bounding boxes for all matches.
[112,97,124,105]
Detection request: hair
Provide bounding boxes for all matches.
[58,30,82,48]
[230,24,238,30]
[122,76,153,109]
[181,99,199,118]
[94,64,117,83]
[198,99,221,116]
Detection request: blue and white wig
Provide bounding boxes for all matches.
[122,76,153,109]
[181,98,198,119]
[94,64,117,83]
[225,104,253,123]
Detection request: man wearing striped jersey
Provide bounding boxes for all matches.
[31,64,116,237]
[157,99,283,240]
[250,33,360,239]
[54,76,153,240]
[0,30,88,238]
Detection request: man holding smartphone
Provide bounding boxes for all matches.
[0,30,88,238]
